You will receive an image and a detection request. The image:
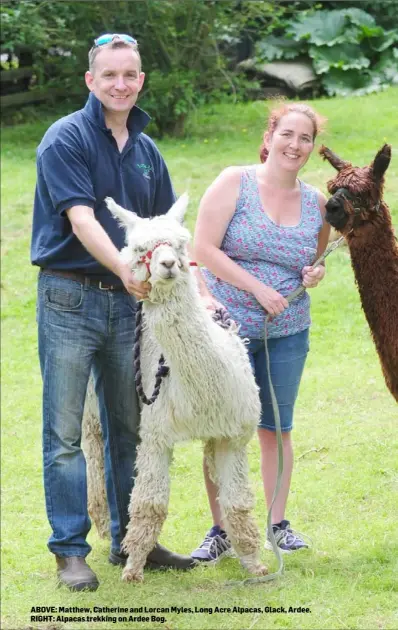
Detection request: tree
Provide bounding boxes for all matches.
[1,0,285,135]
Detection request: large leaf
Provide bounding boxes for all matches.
[310,44,370,74]
[358,25,384,39]
[369,29,398,52]
[255,35,303,62]
[373,48,398,84]
[287,10,347,46]
[322,68,387,97]
[337,8,383,40]
[342,8,376,28]
[340,26,365,46]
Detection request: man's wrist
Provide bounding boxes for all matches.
[113,258,127,279]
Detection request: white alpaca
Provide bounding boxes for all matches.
[90,194,267,582]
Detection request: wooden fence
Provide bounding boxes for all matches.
[0,47,78,110]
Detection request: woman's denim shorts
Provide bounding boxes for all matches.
[247,328,309,433]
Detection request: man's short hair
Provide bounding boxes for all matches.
[88,39,142,73]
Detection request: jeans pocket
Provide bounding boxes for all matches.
[44,283,83,311]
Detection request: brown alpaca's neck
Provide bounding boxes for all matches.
[347,204,398,354]
[348,202,395,260]
[348,205,396,293]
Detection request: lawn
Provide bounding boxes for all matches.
[1,88,398,630]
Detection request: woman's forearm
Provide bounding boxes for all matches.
[194,244,262,295]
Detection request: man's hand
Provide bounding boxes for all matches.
[301,265,326,289]
[117,262,150,299]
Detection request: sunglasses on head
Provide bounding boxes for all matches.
[94,34,137,47]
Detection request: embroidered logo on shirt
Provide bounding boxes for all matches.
[137,163,153,180]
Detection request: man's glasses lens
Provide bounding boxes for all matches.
[94,34,137,47]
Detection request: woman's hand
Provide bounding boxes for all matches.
[200,294,226,312]
[252,283,288,317]
[301,265,326,288]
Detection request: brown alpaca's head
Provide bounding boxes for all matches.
[319,144,391,235]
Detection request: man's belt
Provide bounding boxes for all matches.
[40,268,125,291]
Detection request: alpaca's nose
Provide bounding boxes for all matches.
[325,197,341,213]
[161,259,176,269]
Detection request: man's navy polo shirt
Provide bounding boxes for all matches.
[31,92,176,280]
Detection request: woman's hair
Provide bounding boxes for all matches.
[259,101,327,163]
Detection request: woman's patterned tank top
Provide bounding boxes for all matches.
[202,166,323,339]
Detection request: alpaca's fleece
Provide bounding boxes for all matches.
[106,194,262,447]
[84,194,268,582]
[320,144,398,402]
[82,380,109,538]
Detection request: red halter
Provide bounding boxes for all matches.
[138,241,197,273]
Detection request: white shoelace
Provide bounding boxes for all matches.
[274,527,312,548]
[200,534,231,558]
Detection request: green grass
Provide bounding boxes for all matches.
[2,88,398,630]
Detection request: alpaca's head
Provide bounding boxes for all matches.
[319,144,391,235]
[105,194,191,289]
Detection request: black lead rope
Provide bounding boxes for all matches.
[134,301,170,406]
[134,305,234,405]
[211,306,235,330]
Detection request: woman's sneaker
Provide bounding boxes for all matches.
[264,520,311,553]
[191,525,234,563]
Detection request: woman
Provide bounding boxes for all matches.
[192,102,330,560]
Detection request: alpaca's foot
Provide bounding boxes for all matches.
[122,566,144,583]
[121,554,146,583]
[239,553,268,576]
[249,562,268,576]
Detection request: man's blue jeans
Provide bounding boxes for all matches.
[37,272,140,557]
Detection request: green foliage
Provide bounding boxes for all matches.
[322,68,386,98]
[255,6,398,97]
[288,9,348,46]
[321,0,398,30]
[114,0,287,135]
[142,69,202,137]
[310,44,370,74]
[256,35,304,61]
[0,0,286,136]
[0,0,93,92]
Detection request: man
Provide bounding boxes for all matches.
[31,33,197,592]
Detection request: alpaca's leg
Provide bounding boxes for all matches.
[214,439,268,576]
[203,439,216,483]
[121,439,172,583]
[82,375,110,539]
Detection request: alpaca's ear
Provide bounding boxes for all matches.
[319,145,348,171]
[105,197,138,230]
[167,193,189,224]
[372,144,391,182]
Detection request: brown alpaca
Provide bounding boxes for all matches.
[320,144,398,402]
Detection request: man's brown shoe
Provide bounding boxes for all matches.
[109,543,197,571]
[56,556,99,591]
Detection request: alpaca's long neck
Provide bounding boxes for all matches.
[143,273,214,371]
[347,205,398,346]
